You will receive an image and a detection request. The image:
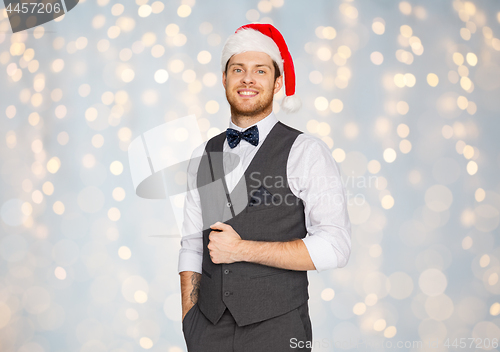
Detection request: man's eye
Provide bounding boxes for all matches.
[234,68,242,72]
[258,70,265,74]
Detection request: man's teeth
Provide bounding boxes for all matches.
[239,91,257,95]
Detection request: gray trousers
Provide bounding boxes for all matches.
[182,301,312,352]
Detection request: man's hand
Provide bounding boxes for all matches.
[208,222,243,264]
[208,221,316,271]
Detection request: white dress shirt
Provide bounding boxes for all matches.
[178,111,351,273]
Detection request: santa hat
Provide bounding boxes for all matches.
[221,23,302,113]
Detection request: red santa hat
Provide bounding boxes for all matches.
[221,23,302,114]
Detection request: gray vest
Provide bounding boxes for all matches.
[196,121,309,327]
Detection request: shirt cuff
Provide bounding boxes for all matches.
[302,235,338,272]
[178,249,203,274]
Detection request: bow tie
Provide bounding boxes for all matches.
[226,125,259,148]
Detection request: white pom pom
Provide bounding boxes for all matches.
[280,95,302,113]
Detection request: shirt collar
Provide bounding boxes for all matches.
[228,111,278,142]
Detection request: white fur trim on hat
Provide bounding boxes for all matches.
[281,94,302,113]
[220,28,284,74]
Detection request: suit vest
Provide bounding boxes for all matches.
[196,121,309,327]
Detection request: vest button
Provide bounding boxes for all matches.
[226,202,232,207]
[224,291,231,296]
[224,269,230,274]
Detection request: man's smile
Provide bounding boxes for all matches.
[237,89,259,97]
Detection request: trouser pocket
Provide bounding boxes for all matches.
[293,302,313,350]
[182,303,197,336]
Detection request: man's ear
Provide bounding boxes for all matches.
[273,75,283,95]
[222,71,227,89]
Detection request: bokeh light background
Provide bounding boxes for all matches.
[1,0,500,351]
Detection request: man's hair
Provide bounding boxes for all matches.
[224,60,281,82]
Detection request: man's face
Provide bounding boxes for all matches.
[223,51,283,118]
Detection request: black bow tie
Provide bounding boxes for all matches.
[226,125,259,148]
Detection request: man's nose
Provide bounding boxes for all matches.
[241,71,255,85]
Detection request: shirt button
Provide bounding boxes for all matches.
[226,202,232,207]
[224,269,230,274]
[224,291,231,296]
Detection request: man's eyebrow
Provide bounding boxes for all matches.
[228,63,272,69]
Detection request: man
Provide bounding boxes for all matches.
[178,24,351,352]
